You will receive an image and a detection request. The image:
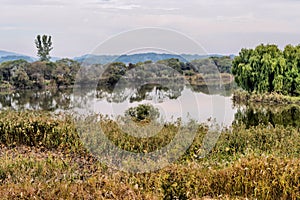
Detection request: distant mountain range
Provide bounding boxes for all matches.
[0,50,36,63]
[73,53,235,64]
[0,50,235,64]
[74,53,231,65]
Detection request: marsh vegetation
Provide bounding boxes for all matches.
[0,45,300,199]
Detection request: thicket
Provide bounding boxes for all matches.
[232,44,300,96]
[0,59,80,90]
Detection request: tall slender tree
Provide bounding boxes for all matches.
[35,35,53,61]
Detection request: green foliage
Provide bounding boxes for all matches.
[125,104,160,122]
[210,56,233,73]
[234,104,300,129]
[53,58,81,88]
[0,60,30,83]
[12,67,31,89]
[0,110,299,199]
[157,58,184,73]
[233,90,300,105]
[35,35,53,62]
[232,44,300,96]
[190,56,233,75]
[0,59,81,90]
[0,111,81,150]
[0,56,234,91]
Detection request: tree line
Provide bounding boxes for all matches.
[232,44,300,96]
[0,34,234,90]
[0,59,80,90]
[0,56,233,91]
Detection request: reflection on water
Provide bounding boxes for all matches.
[74,87,236,126]
[95,83,184,103]
[1,86,300,128]
[233,104,300,128]
[0,89,73,111]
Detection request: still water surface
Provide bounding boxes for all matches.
[0,87,299,128]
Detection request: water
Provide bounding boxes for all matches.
[233,104,300,128]
[72,86,237,126]
[0,89,73,111]
[1,87,299,128]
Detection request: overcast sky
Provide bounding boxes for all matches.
[1,0,300,58]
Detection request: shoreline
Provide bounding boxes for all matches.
[233,90,300,105]
[0,73,234,93]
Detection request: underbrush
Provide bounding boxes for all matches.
[233,90,300,105]
[0,110,299,199]
[0,111,82,152]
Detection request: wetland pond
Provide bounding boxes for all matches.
[0,85,299,128]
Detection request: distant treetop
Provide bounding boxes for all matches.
[35,35,53,62]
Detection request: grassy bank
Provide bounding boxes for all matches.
[0,111,299,199]
[233,90,300,105]
[187,73,233,86]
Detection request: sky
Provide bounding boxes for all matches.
[1,0,300,58]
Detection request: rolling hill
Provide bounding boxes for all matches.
[73,53,228,65]
[0,50,235,64]
[0,50,36,63]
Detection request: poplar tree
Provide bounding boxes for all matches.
[35,35,53,62]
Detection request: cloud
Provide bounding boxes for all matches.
[0,26,20,31]
[216,13,255,23]
[94,4,141,10]
[1,0,300,57]
[147,7,179,11]
[1,0,66,6]
[87,0,141,10]
[85,0,180,12]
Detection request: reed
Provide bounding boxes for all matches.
[0,110,299,199]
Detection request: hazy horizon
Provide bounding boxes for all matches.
[0,48,236,59]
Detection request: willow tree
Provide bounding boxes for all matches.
[231,48,255,92]
[283,45,300,96]
[35,35,53,62]
[232,44,293,95]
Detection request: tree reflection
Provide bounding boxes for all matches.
[233,104,300,128]
[0,89,72,111]
[95,81,185,103]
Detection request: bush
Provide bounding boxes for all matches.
[125,104,160,122]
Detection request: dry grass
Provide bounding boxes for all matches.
[233,90,300,105]
[0,110,299,199]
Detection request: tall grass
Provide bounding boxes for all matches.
[0,111,82,152]
[233,90,300,105]
[0,110,299,199]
